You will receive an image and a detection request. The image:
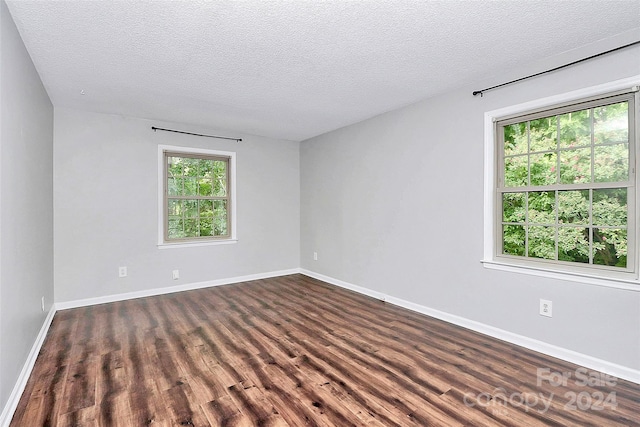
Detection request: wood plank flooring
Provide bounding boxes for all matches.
[10,274,640,426]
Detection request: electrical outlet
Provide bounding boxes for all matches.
[172,269,180,280]
[41,296,45,312]
[313,252,318,261]
[119,266,127,278]
[540,299,553,317]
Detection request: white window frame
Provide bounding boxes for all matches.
[482,76,640,291]
[157,145,237,248]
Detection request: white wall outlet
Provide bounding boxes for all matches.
[313,252,318,261]
[119,266,127,278]
[540,299,553,317]
[41,296,45,312]
[172,269,180,280]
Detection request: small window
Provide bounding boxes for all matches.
[159,146,236,245]
[496,92,637,275]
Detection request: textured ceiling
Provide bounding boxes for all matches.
[6,0,640,141]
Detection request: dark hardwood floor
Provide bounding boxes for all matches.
[10,274,640,426]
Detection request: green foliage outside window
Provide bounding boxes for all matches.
[166,155,229,240]
[500,101,630,268]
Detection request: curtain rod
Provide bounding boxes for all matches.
[152,126,242,142]
[472,40,640,97]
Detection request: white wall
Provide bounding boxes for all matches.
[54,108,300,303]
[0,0,54,410]
[300,35,640,370]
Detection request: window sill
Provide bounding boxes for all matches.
[481,259,640,292]
[158,239,238,249]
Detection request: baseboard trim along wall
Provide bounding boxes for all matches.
[299,269,640,385]
[55,268,300,310]
[0,304,56,427]
[3,267,638,426]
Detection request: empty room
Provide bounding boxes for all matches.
[1,0,640,426]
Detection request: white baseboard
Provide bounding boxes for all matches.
[0,304,57,427]
[300,269,640,385]
[3,266,636,427]
[55,268,301,310]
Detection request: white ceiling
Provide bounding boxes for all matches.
[6,0,640,141]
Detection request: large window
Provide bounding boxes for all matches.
[495,91,637,276]
[158,146,236,245]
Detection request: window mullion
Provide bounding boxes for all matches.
[589,108,595,265]
[524,191,529,258]
[500,181,633,192]
[554,113,560,261]
[554,190,559,261]
[527,121,531,187]
[589,189,594,264]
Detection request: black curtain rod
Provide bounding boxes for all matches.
[152,126,242,142]
[473,40,640,97]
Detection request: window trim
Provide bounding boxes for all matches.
[157,145,237,248]
[482,76,640,291]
